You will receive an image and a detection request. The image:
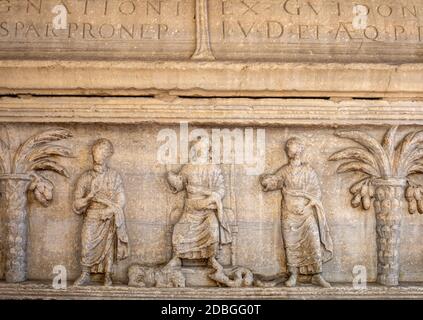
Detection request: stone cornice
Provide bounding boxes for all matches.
[1,60,422,99]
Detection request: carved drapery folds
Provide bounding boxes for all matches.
[260,137,333,288]
[330,126,423,286]
[0,128,73,282]
[73,138,130,287]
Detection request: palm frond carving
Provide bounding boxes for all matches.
[329,126,423,214]
[0,128,73,206]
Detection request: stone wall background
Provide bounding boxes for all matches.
[1,123,422,283]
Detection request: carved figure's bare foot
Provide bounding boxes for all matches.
[284,274,297,287]
[104,273,113,287]
[73,272,91,286]
[311,274,331,288]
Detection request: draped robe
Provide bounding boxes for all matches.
[73,168,129,274]
[262,163,333,274]
[167,164,232,260]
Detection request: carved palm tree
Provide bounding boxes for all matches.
[0,128,72,282]
[329,126,423,286]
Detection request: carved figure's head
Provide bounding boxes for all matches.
[285,137,305,160]
[92,138,114,170]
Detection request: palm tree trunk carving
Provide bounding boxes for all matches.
[330,126,423,286]
[0,128,73,282]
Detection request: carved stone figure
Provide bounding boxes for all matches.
[128,265,186,288]
[330,126,423,286]
[73,138,129,287]
[165,138,232,272]
[0,128,73,283]
[261,137,333,288]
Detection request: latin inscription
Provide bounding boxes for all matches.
[0,0,422,60]
[211,0,423,43]
[0,0,194,41]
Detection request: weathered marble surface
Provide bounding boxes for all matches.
[1,0,422,62]
[0,98,423,287]
[1,0,423,300]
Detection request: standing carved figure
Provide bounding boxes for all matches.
[165,138,232,271]
[260,137,333,288]
[73,139,129,286]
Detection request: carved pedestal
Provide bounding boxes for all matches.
[0,174,31,283]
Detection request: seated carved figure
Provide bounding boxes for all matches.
[165,138,232,271]
[260,137,333,288]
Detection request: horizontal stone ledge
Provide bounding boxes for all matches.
[1,60,423,98]
[1,96,423,125]
[1,282,423,300]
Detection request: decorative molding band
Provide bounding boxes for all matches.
[1,61,423,98]
[1,283,423,300]
[1,97,423,125]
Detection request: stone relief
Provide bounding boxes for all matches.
[260,137,333,288]
[164,138,232,270]
[73,138,130,287]
[330,126,423,286]
[0,128,73,283]
[1,125,423,293]
[127,137,256,288]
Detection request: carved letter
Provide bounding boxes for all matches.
[0,21,9,36]
[26,0,42,14]
[0,0,11,13]
[363,25,379,41]
[394,25,405,41]
[283,0,299,15]
[267,21,284,38]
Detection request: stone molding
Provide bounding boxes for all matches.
[1,61,423,98]
[1,97,423,125]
